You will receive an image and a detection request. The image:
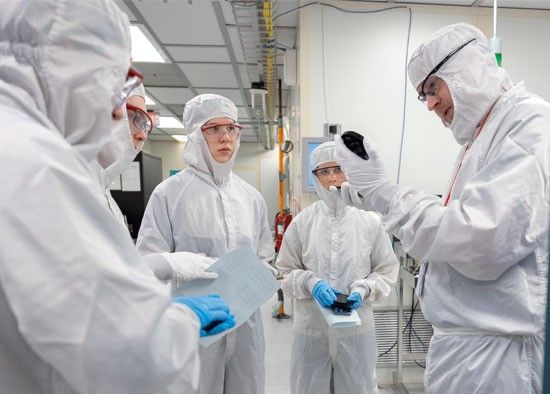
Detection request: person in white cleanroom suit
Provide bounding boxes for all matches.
[136,94,275,394]
[335,23,550,394]
[0,1,235,393]
[93,85,216,283]
[276,141,398,394]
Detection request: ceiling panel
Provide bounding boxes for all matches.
[179,63,240,88]
[166,104,185,117]
[479,0,550,8]
[147,87,195,105]
[198,88,245,106]
[167,46,230,62]
[134,62,187,87]
[148,134,177,142]
[134,0,224,45]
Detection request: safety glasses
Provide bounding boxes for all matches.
[201,122,242,141]
[113,66,144,109]
[312,165,344,178]
[417,38,476,103]
[126,103,153,135]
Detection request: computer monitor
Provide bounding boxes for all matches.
[301,137,332,193]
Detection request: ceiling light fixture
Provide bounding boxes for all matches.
[158,116,185,129]
[171,135,188,143]
[130,25,166,63]
[145,95,156,105]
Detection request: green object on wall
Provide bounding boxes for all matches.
[495,52,502,67]
[169,170,181,177]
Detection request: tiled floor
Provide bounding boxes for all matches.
[261,295,426,394]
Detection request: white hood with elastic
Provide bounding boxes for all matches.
[0,0,131,162]
[182,94,240,186]
[310,141,346,214]
[408,23,513,145]
[96,84,146,187]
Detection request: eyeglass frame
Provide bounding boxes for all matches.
[126,103,153,135]
[200,121,243,141]
[417,38,476,103]
[311,165,344,178]
[113,66,144,109]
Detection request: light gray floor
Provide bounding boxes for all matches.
[261,295,426,394]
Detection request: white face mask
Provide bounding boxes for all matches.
[96,106,142,187]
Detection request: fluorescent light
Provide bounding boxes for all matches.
[145,95,156,105]
[130,25,165,63]
[171,135,188,142]
[158,116,185,129]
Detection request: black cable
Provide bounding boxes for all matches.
[378,300,419,359]
[414,360,426,369]
[409,289,414,353]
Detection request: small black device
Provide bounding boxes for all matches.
[341,131,369,160]
[204,320,223,332]
[331,294,352,316]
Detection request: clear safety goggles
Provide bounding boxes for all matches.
[417,38,475,103]
[312,165,344,178]
[127,103,153,135]
[113,66,144,109]
[201,122,242,141]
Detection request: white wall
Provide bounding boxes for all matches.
[295,0,550,204]
[143,140,280,222]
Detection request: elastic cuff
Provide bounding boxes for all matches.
[370,182,400,215]
[306,277,322,294]
[351,286,368,300]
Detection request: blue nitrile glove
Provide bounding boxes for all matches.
[347,292,362,310]
[312,281,337,307]
[173,294,236,337]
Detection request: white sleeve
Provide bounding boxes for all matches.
[136,186,175,254]
[275,220,320,299]
[0,147,200,393]
[373,114,549,281]
[256,196,275,266]
[351,223,399,302]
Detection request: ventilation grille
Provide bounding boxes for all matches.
[374,308,433,367]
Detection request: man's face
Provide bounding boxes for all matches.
[126,95,148,148]
[313,160,347,190]
[417,76,454,125]
[201,117,240,163]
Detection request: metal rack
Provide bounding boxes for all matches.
[393,242,432,391]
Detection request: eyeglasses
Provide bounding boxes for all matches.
[417,38,476,103]
[312,165,344,178]
[113,66,144,109]
[126,103,153,135]
[201,122,242,141]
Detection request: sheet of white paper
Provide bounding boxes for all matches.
[314,299,362,328]
[121,162,141,191]
[109,175,121,191]
[175,246,279,346]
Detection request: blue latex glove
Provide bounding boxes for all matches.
[173,294,236,337]
[312,281,337,307]
[347,292,362,310]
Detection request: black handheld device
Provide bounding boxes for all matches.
[341,131,369,160]
[331,294,352,316]
[203,320,223,332]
